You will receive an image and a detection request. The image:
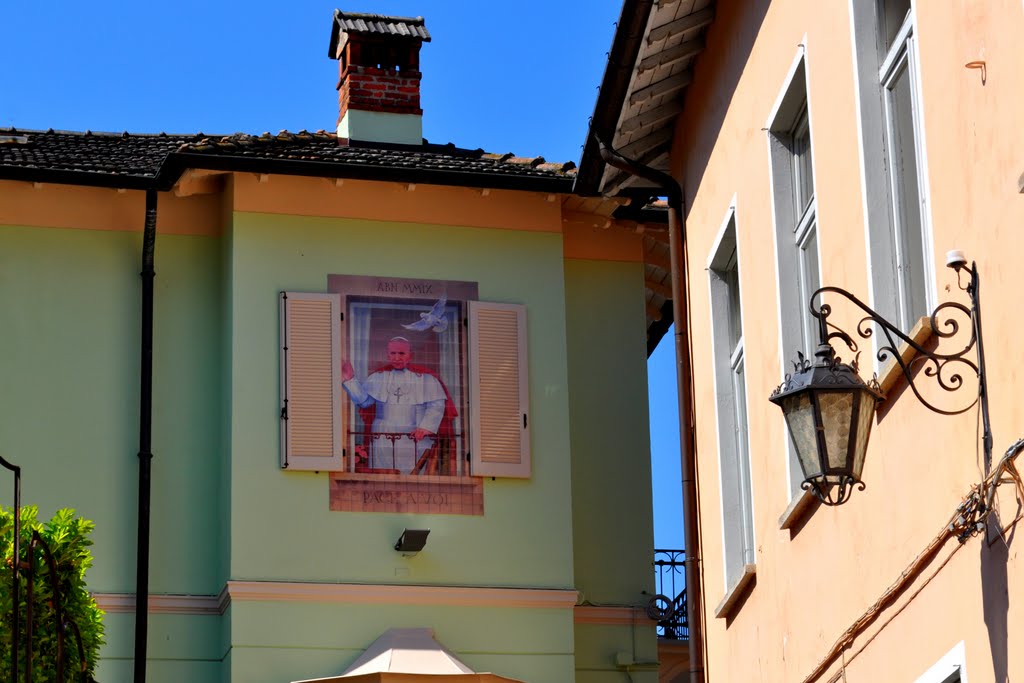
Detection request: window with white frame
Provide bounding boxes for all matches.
[914,641,968,683]
[851,0,932,332]
[768,56,822,499]
[709,213,755,587]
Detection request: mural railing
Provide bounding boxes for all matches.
[348,430,462,476]
[650,549,688,640]
[1,455,89,682]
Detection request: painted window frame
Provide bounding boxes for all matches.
[850,0,936,338]
[914,641,968,683]
[708,204,756,591]
[280,278,531,482]
[767,49,824,504]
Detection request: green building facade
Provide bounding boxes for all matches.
[0,162,659,683]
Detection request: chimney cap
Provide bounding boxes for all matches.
[329,10,431,58]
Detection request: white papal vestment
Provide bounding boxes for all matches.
[343,368,447,472]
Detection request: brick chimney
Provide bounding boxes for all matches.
[328,11,431,145]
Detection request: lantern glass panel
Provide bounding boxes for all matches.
[781,392,821,479]
[852,389,877,477]
[818,391,854,470]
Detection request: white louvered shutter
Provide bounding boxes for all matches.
[469,301,530,478]
[279,292,343,470]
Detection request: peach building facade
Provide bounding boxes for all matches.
[666,0,1024,680]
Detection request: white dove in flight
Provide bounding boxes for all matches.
[402,293,449,333]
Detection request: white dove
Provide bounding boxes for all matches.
[402,293,449,333]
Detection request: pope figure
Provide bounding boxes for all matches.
[342,336,455,473]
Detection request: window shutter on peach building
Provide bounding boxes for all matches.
[468,301,531,478]
[279,291,343,471]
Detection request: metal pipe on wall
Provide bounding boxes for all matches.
[596,137,705,683]
[666,197,706,683]
[134,189,158,683]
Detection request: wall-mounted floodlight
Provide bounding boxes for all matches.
[395,529,430,556]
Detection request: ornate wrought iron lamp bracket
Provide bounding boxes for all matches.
[809,260,991,466]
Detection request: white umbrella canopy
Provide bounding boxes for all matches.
[291,628,525,683]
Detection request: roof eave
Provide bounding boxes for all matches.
[172,153,574,194]
[1,153,574,196]
[0,166,159,191]
[646,298,674,358]
[573,0,656,197]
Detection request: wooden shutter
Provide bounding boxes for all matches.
[469,301,530,478]
[279,291,342,471]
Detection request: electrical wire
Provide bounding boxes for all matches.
[801,438,1024,683]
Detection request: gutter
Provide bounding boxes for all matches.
[574,0,656,196]
[597,136,705,683]
[166,152,575,194]
[0,151,575,196]
[0,167,158,191]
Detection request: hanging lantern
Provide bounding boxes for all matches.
[770,345,882,506]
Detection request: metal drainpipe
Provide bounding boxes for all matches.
[134,189,158,683]
[596,137,705,683]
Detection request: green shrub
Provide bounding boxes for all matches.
[0,506,105,682]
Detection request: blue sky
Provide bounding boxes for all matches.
[3,0,684,549]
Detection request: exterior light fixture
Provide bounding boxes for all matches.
[395,529,430,556]
[769,340,882,505]
[770,251,989,506]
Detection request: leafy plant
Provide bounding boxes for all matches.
[0,506,105,682]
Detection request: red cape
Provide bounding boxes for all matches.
[357,364,459,438]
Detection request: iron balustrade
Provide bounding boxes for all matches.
[1,455,89,682]
[650,549,688,640]
[1,455,21,682]
[348,430,464,476]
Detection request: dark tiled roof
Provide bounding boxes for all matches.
[333,11,431,42]
[0,128,575,192]
[184,131,575,176]
[0,130,196,180]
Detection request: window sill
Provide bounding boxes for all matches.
[876,316,934,399]
[328,472,484,515]
[778,488,816,530]
[330,471,478,484]
[713,563,756,619]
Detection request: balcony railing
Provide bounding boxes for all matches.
[348,430,463,476]
[651,549,688,640]
[1,455,89,682]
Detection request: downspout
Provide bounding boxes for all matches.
[134,189,158,683]
[596,137,705,683]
